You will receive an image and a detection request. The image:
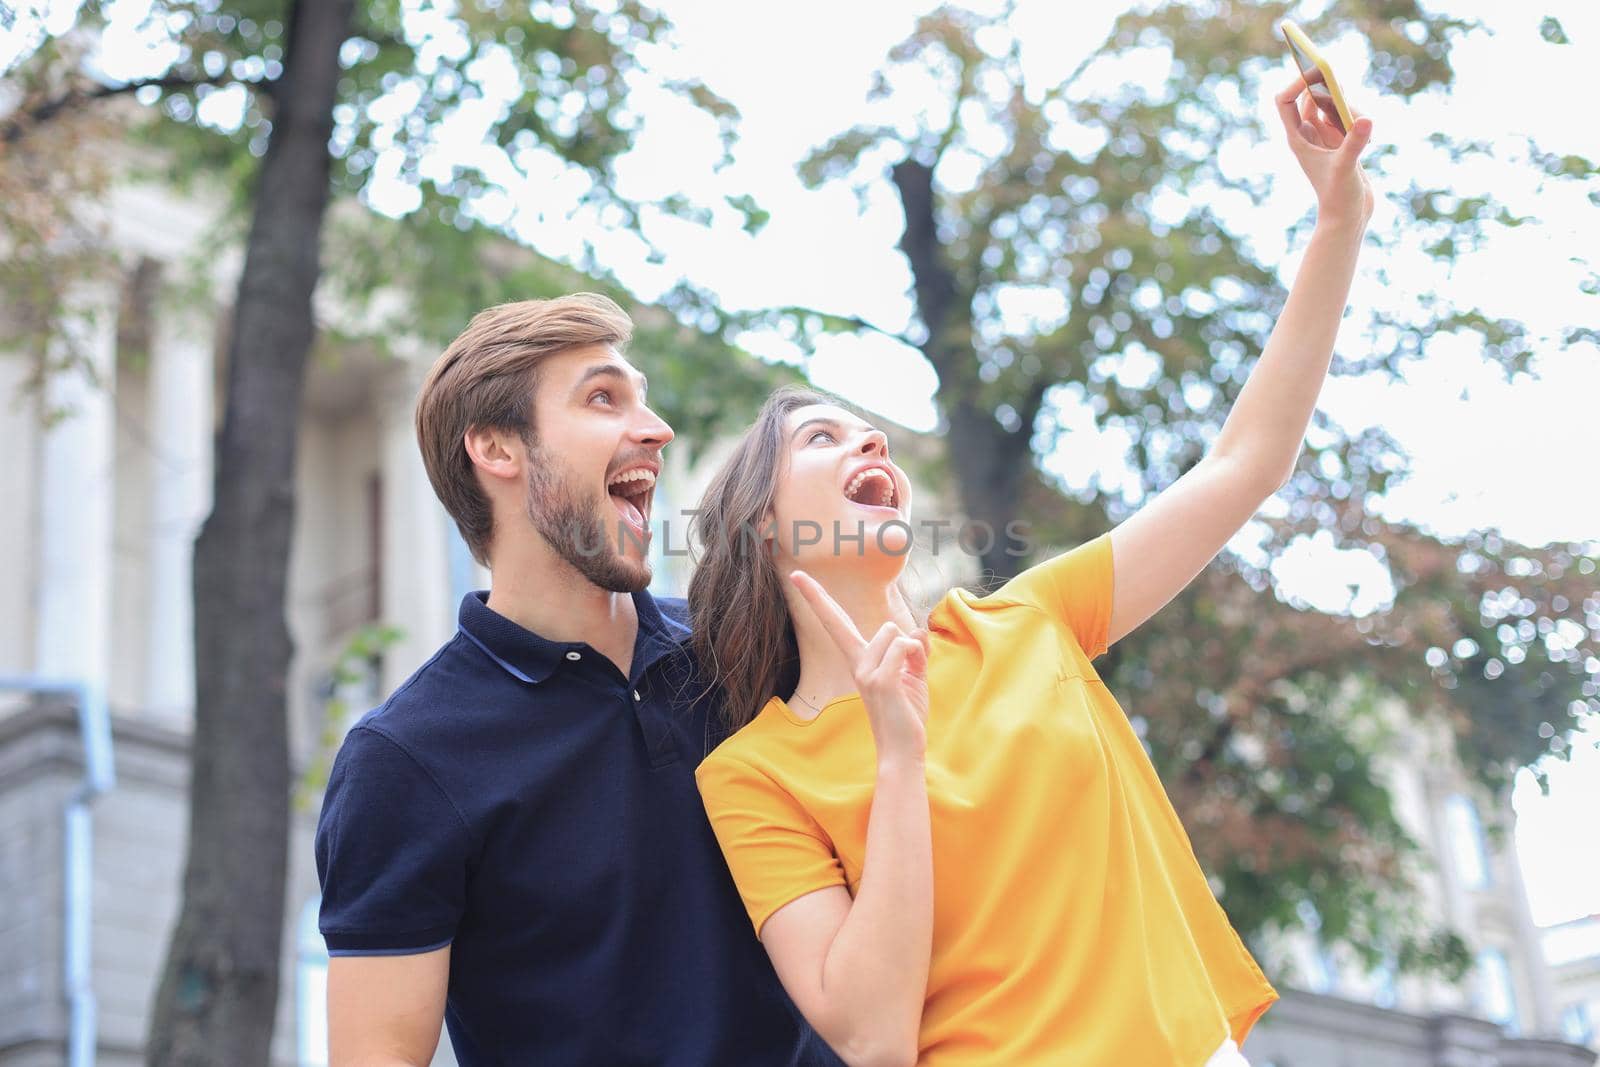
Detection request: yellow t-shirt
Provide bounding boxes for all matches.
[695,532,1278,1066]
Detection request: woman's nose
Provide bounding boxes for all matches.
[858,430,889,457]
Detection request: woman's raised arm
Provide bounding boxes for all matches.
[1102,75,1376,649]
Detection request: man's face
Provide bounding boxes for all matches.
[521,344,673,592]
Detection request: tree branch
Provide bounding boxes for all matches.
[775,304,921,350]
[2,71,268,145]
[891,158,963,369]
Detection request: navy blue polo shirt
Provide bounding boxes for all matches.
[314,589,839,1066]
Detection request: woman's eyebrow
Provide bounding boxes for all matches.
[791,416,875,440]
[791,417,838,440]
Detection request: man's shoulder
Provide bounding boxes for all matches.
[653,593,692,637]
[346,633,491,749]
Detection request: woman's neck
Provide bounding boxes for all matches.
[782,566,919,715]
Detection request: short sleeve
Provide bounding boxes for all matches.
[984,531,1115,658]
[695,753,847,938]
[314,724,472,956]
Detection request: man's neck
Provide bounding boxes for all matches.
[485,547,641,679]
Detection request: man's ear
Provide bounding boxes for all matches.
[462,426,523,484]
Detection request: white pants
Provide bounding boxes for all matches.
[1205,1037,1251,1066]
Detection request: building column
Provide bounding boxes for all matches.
[1499,789,1562,1036]
[35,286,118,690]
[0,332,42,673]
[141,309,215,723]
[377,358,453,692]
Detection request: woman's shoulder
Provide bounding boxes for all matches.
[696,700,805,809]
[701,696,789,765]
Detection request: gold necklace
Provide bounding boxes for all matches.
[792,692,823,714]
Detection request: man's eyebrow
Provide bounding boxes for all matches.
[574,363,648,395]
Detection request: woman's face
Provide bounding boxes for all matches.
[767,403,913,568]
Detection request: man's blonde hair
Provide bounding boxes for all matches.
[415,293,634,566]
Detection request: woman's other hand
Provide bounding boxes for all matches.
[789,570,930,766]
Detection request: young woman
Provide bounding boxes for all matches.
[689,78,1375,1067]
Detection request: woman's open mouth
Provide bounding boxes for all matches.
[606,466,656,539]
[842,465,900,512]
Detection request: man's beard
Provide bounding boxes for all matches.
[523,443,651,593]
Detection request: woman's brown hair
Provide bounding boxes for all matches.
[688,384,925,732]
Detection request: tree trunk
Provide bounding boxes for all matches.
[943,399,1034,581]
[146,2,353,1064]
[891,158,1036,581]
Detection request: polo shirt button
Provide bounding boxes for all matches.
[565,651,581,661]
[633,690,641,702]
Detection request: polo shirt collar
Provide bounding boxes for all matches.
[457,587,689,686]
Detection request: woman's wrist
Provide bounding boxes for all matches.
[1312,209,1369,242]
[876,753,927,777]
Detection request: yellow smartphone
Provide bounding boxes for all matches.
[1278,19,1355,134]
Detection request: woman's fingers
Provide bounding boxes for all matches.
[1281,74,1360,153]
[1298,93,1338,149]
[1336,115,1374,162]
[906,628,931,671]
[1282,81,1329,153]
[1274,73,1310,139]
[788,570,867,656]
[871,636,921,689]
[903,631,929,678]
[860,621,903,675]
[868,627,930,679]
[1300,94,1324,137]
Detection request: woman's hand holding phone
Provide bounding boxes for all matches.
[789,571,931,766]
[1275,74,1376,231]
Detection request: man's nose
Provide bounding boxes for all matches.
[633,407,674,447]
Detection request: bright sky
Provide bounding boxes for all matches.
[4,0,1597,927]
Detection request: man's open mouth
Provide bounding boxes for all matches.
[606,466,656,536]
[842,465,899,511]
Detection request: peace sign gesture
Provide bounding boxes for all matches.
[789,570,931,764]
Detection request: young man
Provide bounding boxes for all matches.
[314,294,835,1065]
